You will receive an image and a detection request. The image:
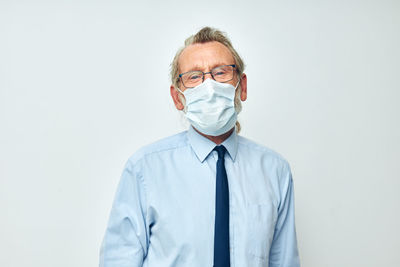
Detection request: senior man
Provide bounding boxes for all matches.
[100,27,300,267]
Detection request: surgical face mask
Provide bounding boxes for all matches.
[177,78,240,136]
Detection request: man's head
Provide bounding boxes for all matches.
[170,27,247,133]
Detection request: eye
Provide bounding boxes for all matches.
[212,65,232,76]
[214,70,227,76]
[189,74,202,80]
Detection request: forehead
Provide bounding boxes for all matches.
[179,41,235,73]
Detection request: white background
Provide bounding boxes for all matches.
[1,0,399,266]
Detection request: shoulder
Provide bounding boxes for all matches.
[237,135,291,170]
[127,131,188,166]
[238,136,294,196]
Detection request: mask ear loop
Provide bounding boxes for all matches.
[234,78,241,90]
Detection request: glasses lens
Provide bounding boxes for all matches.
[211,65,234,82]
[182,71,203,88]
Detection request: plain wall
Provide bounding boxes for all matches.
[1,0,399,266]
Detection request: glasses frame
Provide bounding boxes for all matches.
[178,64,237,89]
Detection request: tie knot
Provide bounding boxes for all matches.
[214,145,227,159]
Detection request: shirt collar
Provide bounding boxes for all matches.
[187,126,238,163]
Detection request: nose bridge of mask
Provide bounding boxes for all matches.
[183,79,213,102]
[200,78,216,98]
[195,78,234,95]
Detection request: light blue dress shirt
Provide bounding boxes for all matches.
[100,127,300,267]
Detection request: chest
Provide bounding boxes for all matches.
[142,154,279,265]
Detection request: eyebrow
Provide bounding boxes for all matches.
[184,63,234,73]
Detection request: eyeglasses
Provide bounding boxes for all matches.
[178,64,236,88]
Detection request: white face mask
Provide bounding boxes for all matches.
[178,78,239,136]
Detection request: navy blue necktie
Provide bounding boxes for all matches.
[213,145,230,267]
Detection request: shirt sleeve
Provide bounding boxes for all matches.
[99,159,149,267]
[269,161,300,267]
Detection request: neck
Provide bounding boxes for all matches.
[194,127,235,145]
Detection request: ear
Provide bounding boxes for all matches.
[239,73,247,101]
[170,84,185,110]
